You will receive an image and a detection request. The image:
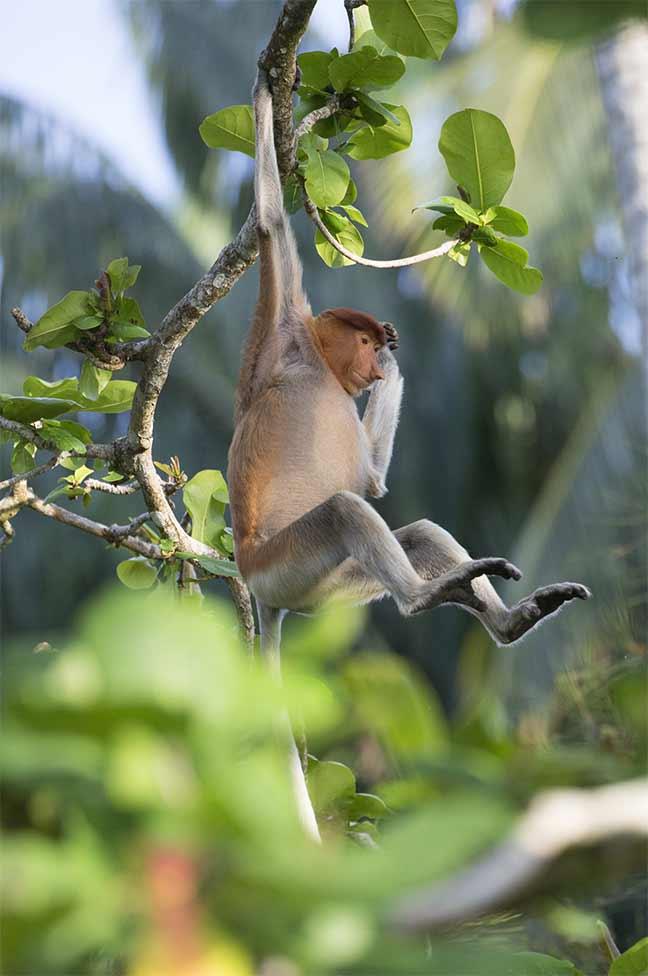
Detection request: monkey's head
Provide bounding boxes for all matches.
[314,308,387,396]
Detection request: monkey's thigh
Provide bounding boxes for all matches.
[316,519,506,618]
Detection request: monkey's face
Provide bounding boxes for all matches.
[335,328,385,396]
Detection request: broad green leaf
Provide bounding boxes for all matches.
[342,205,368,227]
[283,175,303,215]
[298,132,329,157]
[199,105,255,158]
[610,938,648,976]
[478,240,543,294]
[368,0,458,59]
[432,214,464,235]
[439,108,515,210]
[328,47,404,92]
[11,440,37,475]
[106,258,140,295]
[53,420,93,469]
[113,296,145,327]
[307,758,356,817]
[23,376,137,413]
[303,148,350,208]
[315,212,365,268]
[298,50,337,91]
[79,362,112,401]
[72,315,104,331]
[348,792,389,821]
[182,469,229,549]
[116,558,158,590]
[482,205,529,236]
[341,178,358,205]
[472,226,498,246]
[107,323,150,342]
[438,195,480,224]
[23,291,92,351]
[176,553,240,578]
[344,104,411,159]
[355,91,401,126]
[0,394,78,423]
[448,241,471,266]
[39,420,87,453]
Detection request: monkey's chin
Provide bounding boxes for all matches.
[347,371,371,396]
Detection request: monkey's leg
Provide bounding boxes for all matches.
[324,520,591,645]
[257,601,321,842]
[245,492,518,616]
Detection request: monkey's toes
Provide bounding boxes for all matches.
[467,557,522,582]
[533,582,591,615]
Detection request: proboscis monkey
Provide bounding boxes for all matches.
[227,71,591,840]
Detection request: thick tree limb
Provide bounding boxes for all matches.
[390,778,648,932]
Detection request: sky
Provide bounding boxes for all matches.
[0,0,348,209]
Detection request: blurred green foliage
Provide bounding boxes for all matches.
[2,588,645,974]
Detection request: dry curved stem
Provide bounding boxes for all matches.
[0,455,62,492]
[304,196,460,268]
[390,777,648,932]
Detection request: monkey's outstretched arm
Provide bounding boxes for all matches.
[363,345,403,497]
[236,72,310,419]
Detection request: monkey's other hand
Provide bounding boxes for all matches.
[383,322,399,351]
[503,582,591,644]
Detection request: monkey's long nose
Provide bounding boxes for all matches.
[372,365,385,382]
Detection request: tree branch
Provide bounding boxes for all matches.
[27,493,162,558]
[390,778,648,932]
[304,196,460,269]
[0,416,113,461]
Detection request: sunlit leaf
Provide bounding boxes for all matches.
[368,0,458,59]
[116,558,158,590]
[199,104,255,157]
[439,108,515,209]
[23,291,92,351]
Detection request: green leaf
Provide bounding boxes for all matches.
[199,105,255,158]
[472,226,498,246]
[482,205,529,237]
[79,362,112,401]
[328,47,405,92]
[106,257,140,295]
[353,29,398,56]
[368,0,458,60]
[412,201,454,214]
[355,91,401,126]
[283,175,303,215]
[23,376,137,413]
[505,953,582,976]
[116,558,158,590]
[107,323,151,342]
[432,214,464,235]
[478,240,543,294]
[113,296,146,328]
[303,148,350,208]
[176,553,240,578]
[448,241,471,266]
[438,108,515,210]
[610,938,648,976]
[348,792,389,821]
[341,178,358,205]
[307,758,356,817]
[182,469,229,549]
[23,291,92,351]
[342,205,368,227]
[72,315,104,331]
[298,50,337,91]
[438,195,480,224]
[11,440,37,475]
[39,420,87,454]
[344,104,411,159]
[315,212,365,268]
[0,394,79,423]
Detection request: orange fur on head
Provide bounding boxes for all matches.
[324,308,387,346]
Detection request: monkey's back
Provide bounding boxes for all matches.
[228,366,370,556]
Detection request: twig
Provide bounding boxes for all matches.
[390,778,648,931]
[304,197,460,268]
[10,307,31,334]
[0,519,14,549]
[295,99,341,140]
[0,417,113,461]
[344,0,366,52]
[226,577,256,651]
[84,478,140,495]
[0,455,61,492]
[27,493,162,558]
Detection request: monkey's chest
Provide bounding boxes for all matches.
[261,396,370,530]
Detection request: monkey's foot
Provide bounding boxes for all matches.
[501,582,591,644]
[404,557,522,616]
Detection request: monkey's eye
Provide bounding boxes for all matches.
[361,336,369,345]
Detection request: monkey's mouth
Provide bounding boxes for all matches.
[351,370,372,388]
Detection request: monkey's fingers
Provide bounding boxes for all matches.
[382,322,399,350]
[464,557,522,582]
[532,582,592,615]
